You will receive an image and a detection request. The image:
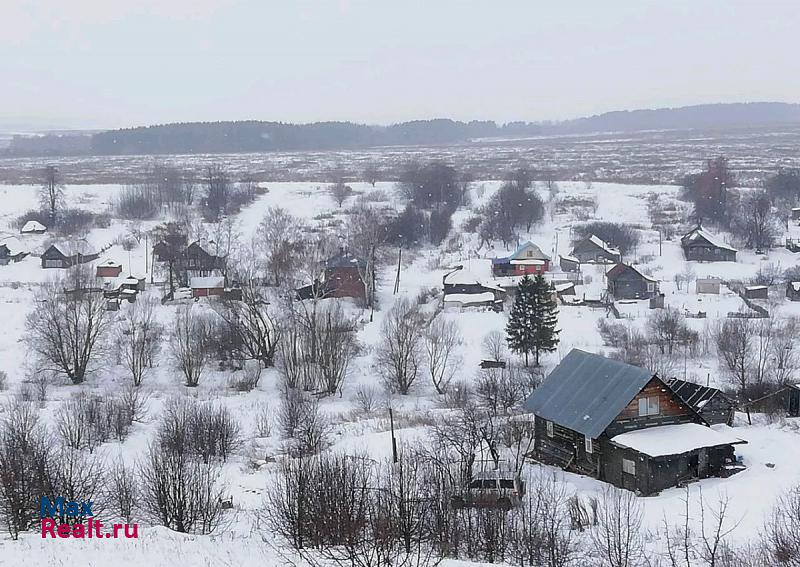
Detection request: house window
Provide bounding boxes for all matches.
[584,436,593,454]
[638,396,660,417]
[546,420,554,437]
[646,282,655,292]
[714,248,720,255]
[622,458,636,475]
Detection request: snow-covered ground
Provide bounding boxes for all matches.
[0,179,798,565]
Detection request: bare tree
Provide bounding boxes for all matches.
[169,306,211,387]
[330,180,353,207]
[258,206,305,287]
[423,316,462,394]
[590,487,645,567]
[647,307,698,355]
[376,298,424,395]
[106,459,139,524]
[763,485,800,566]
[26,268,110,384]
[118,297,162,386]
[202,164,231,221]
[481,330,507,362]
[39,165,64,223]
[732,190,778,250]
[716,318,752,397]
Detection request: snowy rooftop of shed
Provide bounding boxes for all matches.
[443,292,496,304]
[190,276,225,288]
[610,423,745,457]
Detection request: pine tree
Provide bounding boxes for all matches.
[530,273,560,365]
[506,274,560,366]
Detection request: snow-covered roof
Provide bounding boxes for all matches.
[509,259,546,266]
[560,254,580,263]
[791,282,800,292]
[443,292,496,305]
[190,276,225,289]
[682,226,737,252]
[588,235,620,256]
[21,220,46,233]
[745,285,767,291]
[553,282,575,293]
[610,423,745,457]
[444,268,481,286]
[97,259,122,268]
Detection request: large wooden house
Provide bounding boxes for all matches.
[606,263,659,300]
[524,350,745,495]
[442,266,504,310]
[296,251,367,301]
[569,235,621,264]
[491,241,551,277]
[681,225,737,262]
[41,243,99,269]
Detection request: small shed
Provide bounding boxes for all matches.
[791,207,800,221]
[96,259,123,278]
[649,293,665,309]
[191,276,225,298]
[744,285,768,300]
[787,281,800,302]
[666,378,736,426]
[696,278,722,295]
[21,220,47,235]
[788,385,800,417]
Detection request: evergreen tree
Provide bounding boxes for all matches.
[506,274,560,366]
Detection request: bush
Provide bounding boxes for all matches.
[115,185,159,219]
[0,371,7,391]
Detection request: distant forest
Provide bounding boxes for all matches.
[86,119,541,155]
[6,102,800,157]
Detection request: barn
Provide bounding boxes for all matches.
[96,259,123,278]
[191,276,225,298]
[524,350,745,495]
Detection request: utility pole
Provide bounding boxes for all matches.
[393,247,402,295]
[389,408,398,463]
[369,244,376,323]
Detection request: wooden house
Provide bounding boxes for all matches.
[606,263,659,300]
[41,243,99,269]
[491,241,551,277]
[179,241,226,278]
[744,285,768,300]
[569,235,621,264]
[524,350,745,495]
[96,259,123,278]
[0,241,27,265]
[442,266,504,310]
[20,220,47,235]
[665,378,736,426]
[191,276,225,298]
[296,251,367,301]
[559,255,581,273]
[787,281,800,301]
[681,225,737,262]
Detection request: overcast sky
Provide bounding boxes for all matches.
[1,0,799,130]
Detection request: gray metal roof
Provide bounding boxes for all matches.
[523,349,654,438]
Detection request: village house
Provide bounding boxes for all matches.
[178,241,226,279]
[96,259,123,278]
[569,235,621,264]
[296,250,367,301]
[524,349,745,495]
[191,276,225,298]
[41,243,99,269]
[0,239,27,265]
[786,281,800,301]
[681,225,737,262]
[491,241,551,277]
[559,255,581,273]
[665,378,736,426]
[20,220,47,235]
[606,263,659,300]
[442,266,504,310]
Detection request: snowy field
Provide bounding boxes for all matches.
[0,178,799,565]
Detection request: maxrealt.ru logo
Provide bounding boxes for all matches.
[40,496,138,539]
